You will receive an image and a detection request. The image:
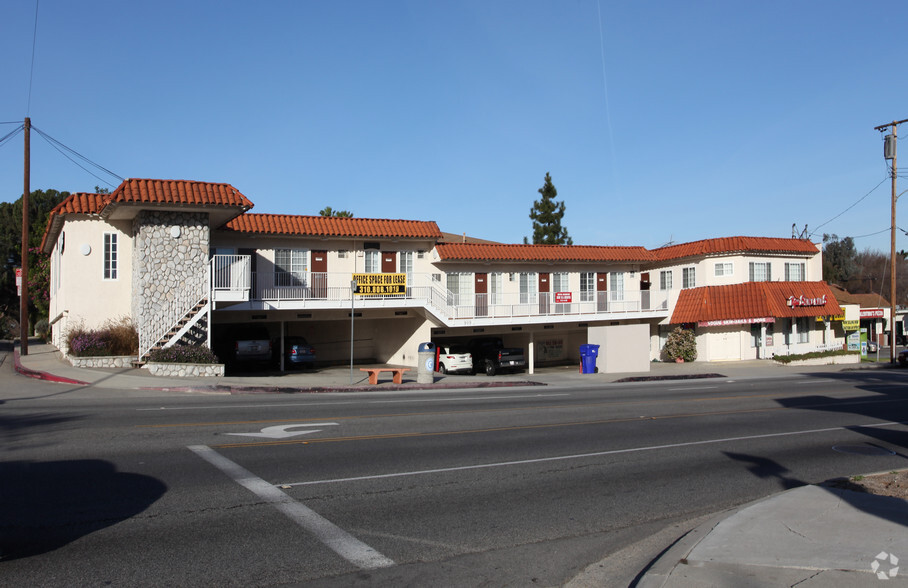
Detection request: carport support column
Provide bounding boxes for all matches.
[760,322,767,360]
[528,331,535,375]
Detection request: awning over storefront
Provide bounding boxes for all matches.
[670,281,842,327]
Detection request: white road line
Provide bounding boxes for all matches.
[667,386,719,391]
[282,421,906,488]
[188,444,395,570]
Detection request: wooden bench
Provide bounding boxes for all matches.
[360,367,411,385]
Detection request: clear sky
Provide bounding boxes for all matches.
[1,1,905,253]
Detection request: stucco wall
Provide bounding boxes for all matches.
[589,323,650,374]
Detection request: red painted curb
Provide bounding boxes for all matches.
[13,349,91,386]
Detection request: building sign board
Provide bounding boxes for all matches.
[352,273,407,295]
[860,308,885,319]
[554,292,572,303]
[842,320,860,331]
[787,294,827,308]
[699,317,775,327]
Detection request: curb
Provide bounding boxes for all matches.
[13,349,91,386]
[143,379,548,395]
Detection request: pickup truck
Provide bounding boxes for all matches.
[229,325,272,367]
[468,337,526,376]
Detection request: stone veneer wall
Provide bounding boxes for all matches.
[132,211,210,349]
[145,362,224,377]
[69,355,136,368]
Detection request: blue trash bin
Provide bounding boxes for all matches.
[579,344,600,374]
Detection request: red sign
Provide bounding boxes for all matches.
[554,292,572,303]
[860,308,886,318]
[787,294,827,308]
[699,317,775,327]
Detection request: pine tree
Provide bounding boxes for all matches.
[527,172,572,245]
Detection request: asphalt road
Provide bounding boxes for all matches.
[1,356,907,586]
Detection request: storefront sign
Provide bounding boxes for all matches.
[842,320,860,331]
[816,314,845,322]
[699,317,775,327]
[860,308,885,319]
[787,294,827,308]
[554,292,572,303]
[352,273,407,295]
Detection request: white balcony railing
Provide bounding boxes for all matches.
[209,255,671,322]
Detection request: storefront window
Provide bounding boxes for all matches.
[797,317,809,343]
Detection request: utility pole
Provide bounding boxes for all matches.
[874,118,908,363]
[20,117,30,356]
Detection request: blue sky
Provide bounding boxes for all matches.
[1,1,905,252]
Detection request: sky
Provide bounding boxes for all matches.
[1,1,906,253]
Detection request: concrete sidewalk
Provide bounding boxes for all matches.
[8,341,908,587]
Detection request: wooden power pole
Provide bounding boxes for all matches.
[20,117,30,356]
[874,117,908,363]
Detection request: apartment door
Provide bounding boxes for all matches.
[539,273,550,314]
[382,251,397,273]
[311,250,327,298]
[597,272,608,312]
[475,273,488,317]
[640,272,651,311]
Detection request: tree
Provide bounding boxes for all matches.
[319,207,353,218]
[526,172,572,245]
[822,234,856,286]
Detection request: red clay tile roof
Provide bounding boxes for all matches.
[108,178,254,209]
[40,192,111,252]
[221,213,443,239]
[652,237,818,263]
[670,281,842,324]
[435,243,654,263]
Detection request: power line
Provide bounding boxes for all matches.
[26,0,40,116]
[32,125,124,187]
[808,176,889,238]
[0,124,24,149]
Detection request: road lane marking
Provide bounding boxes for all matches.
[188,444,394,570]
[227,423,340,439]
[278,421,906,488]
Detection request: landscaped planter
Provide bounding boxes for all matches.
[144,362,224,377]
[69,355,137,368]
[774,354,860,367]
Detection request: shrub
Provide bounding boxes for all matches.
[773,349,858,364]
[664,326,697,362]
[66,317,138,357]
[147,344,220,364]
[35,319,50,341]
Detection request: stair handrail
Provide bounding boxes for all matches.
[138,274,209,360]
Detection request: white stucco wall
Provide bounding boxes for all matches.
[589,323,650,374]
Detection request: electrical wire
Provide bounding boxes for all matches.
[808,177,889,238]
[26,0,40,116]
[0,124,24,149]
[850,227,892,240]
[32,125,124,187]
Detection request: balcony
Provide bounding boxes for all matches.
[209,256,672,325]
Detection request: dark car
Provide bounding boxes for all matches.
[274,336,316,369]
[899,349,908,367]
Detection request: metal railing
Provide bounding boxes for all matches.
[139,268,209,359]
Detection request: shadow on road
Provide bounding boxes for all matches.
[0,459,167,560]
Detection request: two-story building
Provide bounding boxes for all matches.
[41,178,843,373]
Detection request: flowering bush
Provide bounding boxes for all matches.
[147,344,220,364]
[664,326,697,362]
[66,317,138,357]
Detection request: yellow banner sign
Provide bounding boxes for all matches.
[842,320,860,331]
[353,273,407,295]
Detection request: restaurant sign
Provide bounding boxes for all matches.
[699,317,775,327]
[352,273,407,295]
[860,308,885,319]
[787,294,827,308]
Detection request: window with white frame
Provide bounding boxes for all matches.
[275,249,307,286]
[364,250,380,273]
[519,272,537,304]
[580,272,595,302]
[489,272,502,304]
[400,251,413,280]
[660,270,673,290]
[749,262,772,282]
[446,272,473,306]
[609,272,624,301]
[784,262,805,281]
[103,233,118,280]
[714,262,733,277]
[552,272,569,294]
[682,267,696,289]
[797,316,809,343]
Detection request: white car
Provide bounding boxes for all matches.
[438,344,473,374]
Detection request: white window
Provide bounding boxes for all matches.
[489,272,502,304]
[364,250,380,273]
[519,272,537,304]
[660,270,673,290]
[552,272,569,293]
[784,262,805,281]
[749,262,772,282]
[103,233,118,280]
[609,272,624,301]
[580,272,595,302]
[714,262,733,277]
[682,267,696,289]
[446,272,472,306]
[400,250,413,277]
[275,249,307,286]
[797,316,809,343]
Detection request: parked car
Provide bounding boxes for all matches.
[468,337,526,376]
[229,325,272,366]
[274,336,317,369]
[437,344,472,374]
[899,349,908,367]
[866,340,879,353]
